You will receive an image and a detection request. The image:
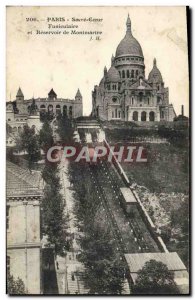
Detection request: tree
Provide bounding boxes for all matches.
[132,259,179,295]
[42,184,65,255]
[40,110,54,122]
[79,224,125,294]
[57,115,74,143]
[42,162,61,190]
[29,99,38,115]
[16,125,41,169]
[7,275,25,295]
[41,163,70,255]
[39,119,54,151]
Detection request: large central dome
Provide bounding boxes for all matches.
[115,15,143,58]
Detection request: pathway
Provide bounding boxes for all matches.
[55,159,88,294]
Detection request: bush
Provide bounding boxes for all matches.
[7,275,25,295]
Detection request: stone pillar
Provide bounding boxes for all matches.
[33,201,40,242]
[146,111,149,121]
[128,110,132,121]
[156,111,160,121]
[107,107,112,121]
[86,133,92,143]
[98,130,105,142]
[138,111,141,121]
[73,130,80,143]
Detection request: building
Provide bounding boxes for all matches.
[6,87,83,142]
[6,161,43,294]
[125,252,189,294]
[92,15,176,122]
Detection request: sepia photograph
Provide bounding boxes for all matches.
[6,6,190,295]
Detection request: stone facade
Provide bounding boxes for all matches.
[6,88,83,141]
[92,15,176,122]
[7,161,43,294]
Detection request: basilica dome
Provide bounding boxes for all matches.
[148,58,163,83]
[115,15,143,58]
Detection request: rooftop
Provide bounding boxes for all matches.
[6,161,43,197]
[125,252,187,273]
[120,187,137,203]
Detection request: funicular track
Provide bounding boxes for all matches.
[87,163,125,254]
[87,160,159,255]
[101,160,151,251]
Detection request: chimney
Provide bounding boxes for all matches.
[181,105,184,116]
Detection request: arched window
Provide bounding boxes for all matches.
[119,71,121,78]
[148,98,150,105]
[40,104,46,111]
[122,70,125,78]
[157,96,161,104]
[13,127,17,133]
[132,97,134,105]
[112,110,114,118]
[136,70,139,77]
[139,92,143,102]
[18,126,22,133]
[63,105,67,116]
[112,97,117,103]
[160,110,164,119]
[115,108,117,118]
[141,111,146,121]
[56,104,61,115]
[149,111,155,121]
[133,111,138,121]
[48,105,53,112]
[131,70,134,78]
[127,70,130,78]
[118,110,121,118]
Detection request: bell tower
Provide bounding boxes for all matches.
[75,89,82,102]
[16,87,24,103]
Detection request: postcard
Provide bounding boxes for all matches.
[6,6,190,295]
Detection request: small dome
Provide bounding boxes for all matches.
[105,66,120,82]
[148,58,163,83]
[115,15,143,58]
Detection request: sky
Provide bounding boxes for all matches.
[6,6,189,116]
